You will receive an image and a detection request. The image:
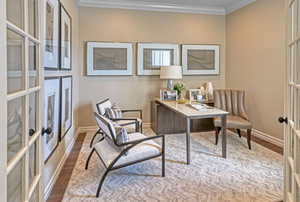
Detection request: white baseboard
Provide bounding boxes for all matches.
[252,129,283,148]
[43,128,80,200]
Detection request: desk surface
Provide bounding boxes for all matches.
[155,99,228,119]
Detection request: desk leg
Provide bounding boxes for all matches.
[186,117,191,165]
[221,115,227,158]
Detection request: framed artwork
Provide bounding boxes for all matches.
[160,89,178,101]
[44,0,60,70]
[189,89,202,101]
[182,45,220,75]
[137,43,180,75]
[43,77,60,163]
[86,42,133,76]
[60,76,72,140]
[60,4,72,70]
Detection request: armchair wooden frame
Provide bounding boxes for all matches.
[86,112,165,198]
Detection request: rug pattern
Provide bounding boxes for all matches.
[62,129,283,202]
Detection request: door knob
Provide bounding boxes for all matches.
[29,129,36,136]
[42,127,52,136]
[278,117,288,124]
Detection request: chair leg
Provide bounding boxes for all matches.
[96,169,110,198]
[85,148,95,170]
[90,129,101,148]
[236,129,242,138]
[215,127,221,145]
[247,129,252,150]
[141,122,143,133]
[162,135,165,177]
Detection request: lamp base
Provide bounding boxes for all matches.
[167,80,173,90]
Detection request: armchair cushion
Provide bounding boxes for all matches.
[214,115,252,129]
[94,133,161,168]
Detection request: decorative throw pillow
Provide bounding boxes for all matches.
[105,106,122,119]
[105,124,129,155]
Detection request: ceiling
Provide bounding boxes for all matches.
[78,0,256,15]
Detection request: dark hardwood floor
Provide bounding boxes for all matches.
[46,131,283,201]
[47,133,87,202]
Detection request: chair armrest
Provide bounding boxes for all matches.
[121,109,143,120]
[111,118,138,127]
[118,135,164,146]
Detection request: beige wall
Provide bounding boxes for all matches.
[78,7,226,126]
[226,0,285,140]
[43,0,80,196]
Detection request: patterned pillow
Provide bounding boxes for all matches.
[106,124,129,155]
[105,106,122,119]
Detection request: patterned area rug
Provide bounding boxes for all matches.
[62,129,283,202]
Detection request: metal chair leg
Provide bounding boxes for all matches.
[215,127,221,145]
[85,148,95,170]
[236,129,242,138]
[141,122,143,133]
[90,129,101,148]
[247,129,252,150]
[162,135,165,177]
[96,169,110,197]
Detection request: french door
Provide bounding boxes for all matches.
[285,0,300,201]
[0,0,44,201]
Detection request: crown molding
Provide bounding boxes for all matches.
[226,0,256,14]
[78,0,257,16]
[78,0,226,15]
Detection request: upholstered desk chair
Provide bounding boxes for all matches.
[86,112,165,197]
[90,98,143,147]
[214,89,252,149]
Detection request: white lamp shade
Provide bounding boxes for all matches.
[160,66,182,80]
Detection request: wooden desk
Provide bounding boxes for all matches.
[153,99,229,164]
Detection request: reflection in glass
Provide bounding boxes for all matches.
[29,92,38,139]
[151,50,171,66]
[7,157,25,202]
[29,41,38,88]
[143,49,174,70]
[7,29,25,94]
[28,0,38,37]
[7,0,24,29]
[29,142,38,187]
[7,97,25,163]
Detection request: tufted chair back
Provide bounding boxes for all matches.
[213,89,249,120]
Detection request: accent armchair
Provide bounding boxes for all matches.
[86,112,165,197]
[90,98,143,147]
[214,89,252,149]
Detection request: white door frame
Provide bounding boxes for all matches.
[285,0,300,201]
[0,0,45,201]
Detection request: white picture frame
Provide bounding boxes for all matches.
[189,89,202,101]
[86,42,133,76]
[43,77,60,162]
[137,43,180,75]
[60,4,72,70]
[182,45,220,75]
[160,89,178,101]
[60,76,72,140]
[44,0,59,70]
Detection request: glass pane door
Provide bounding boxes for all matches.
[286,0,300,202]
[0,0,43,201]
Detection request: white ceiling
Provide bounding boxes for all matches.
[78,0,256,15]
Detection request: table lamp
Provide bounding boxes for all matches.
[160,66,182,90]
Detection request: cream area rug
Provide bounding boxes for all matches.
[62,129,283,202]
